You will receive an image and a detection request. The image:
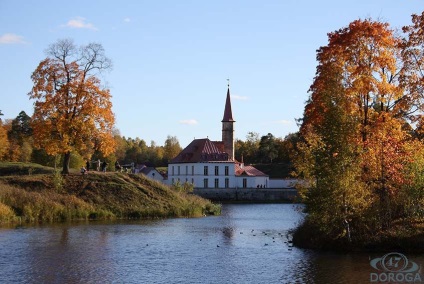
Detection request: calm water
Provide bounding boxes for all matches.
[0,204,422,284]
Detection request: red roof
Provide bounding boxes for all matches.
[213,141,225,152]
[222,87,235,122]
[235,164,268,177]
[170,138,231,163]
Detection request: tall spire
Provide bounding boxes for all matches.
[222,82,235,160]
[222,85,235,122]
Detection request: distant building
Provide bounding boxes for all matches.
[167,86,268,189]
[139,166,165,182]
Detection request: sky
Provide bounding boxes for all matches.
[0,1,423,148]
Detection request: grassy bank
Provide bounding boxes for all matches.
[0,162,220,224]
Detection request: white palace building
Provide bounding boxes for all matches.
[167,86,269,190]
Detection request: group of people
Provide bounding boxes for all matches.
[80,159,109,175]
[80,160,128,175]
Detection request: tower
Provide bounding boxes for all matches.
[222,85,235,160]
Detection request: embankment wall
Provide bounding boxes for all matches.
[192,188,298,202]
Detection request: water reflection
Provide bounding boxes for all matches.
[0,205,422,283]
[23,225,114,283]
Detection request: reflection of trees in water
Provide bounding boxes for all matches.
[26,225,114,283]
[60,227,68,245]
[222,227,234,239]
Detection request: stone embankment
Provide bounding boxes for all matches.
[193,188,298,202]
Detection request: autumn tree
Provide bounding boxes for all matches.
[277,133,299,164]
[163,135,182,163]
[402,11,424,136]
[294,18,421,243]
[295,60,371,242]
[124,137,143,164]
[113,131,127,162]
[29,39,115,174]
[0,111,9,160]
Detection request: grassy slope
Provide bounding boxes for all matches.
[0,162,220,224]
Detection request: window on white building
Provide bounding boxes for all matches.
[225,178,229,188]
[204,166,208,176]
[215,166,219,176]
[225,166,229,176]
[203,178,208,188]
[172,166,175,175]
[243,178,247,188]
[214,178,219,188]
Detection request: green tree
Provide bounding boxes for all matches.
[7,111,33,162]
[235,132,260,164]
[259,133,278,163]
[31,148,56,167]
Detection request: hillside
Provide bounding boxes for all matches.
[0,162,220,224]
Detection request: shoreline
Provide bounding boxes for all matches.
[292,218,424,253]
[0,163,221,225]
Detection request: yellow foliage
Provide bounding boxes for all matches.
[0,123,9,160]
[28,41,116,172]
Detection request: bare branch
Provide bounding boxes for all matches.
[79,42,112,75]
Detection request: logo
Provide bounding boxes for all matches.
[370,252,422,282]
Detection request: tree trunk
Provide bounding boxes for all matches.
[62,151,71,174]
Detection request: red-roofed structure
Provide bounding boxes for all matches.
[170,138,230,163]
[167,85,269,190]
[235,164,267,177]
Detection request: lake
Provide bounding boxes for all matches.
[0,204,422,283]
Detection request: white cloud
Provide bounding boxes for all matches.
[63,17,98,31]
[231,94,249,101]
[0,33,27,44]
[124,17,131,23]
[179,119,198,125]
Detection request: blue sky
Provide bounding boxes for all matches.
[0,1,423,147]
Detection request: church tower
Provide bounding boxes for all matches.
[222,86,235,160]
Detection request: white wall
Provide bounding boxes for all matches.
[145,169,164,182]
[167,162,236,189]
[235,176,269,189]
[167,162,274,189]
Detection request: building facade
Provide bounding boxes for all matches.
[167,86,268,190]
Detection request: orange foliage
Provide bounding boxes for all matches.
[297,18,424,232]
[28,40,115,173]
[401,11,424,127]
[0,122,9,160]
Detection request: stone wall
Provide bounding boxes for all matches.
[192,188,298,202]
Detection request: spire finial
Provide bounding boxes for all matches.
[227,78,230,88]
